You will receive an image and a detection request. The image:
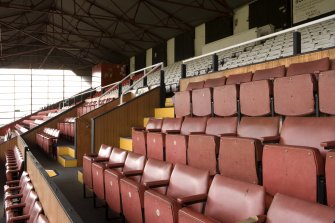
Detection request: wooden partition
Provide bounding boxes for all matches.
[76,93,135,165]
[91,87,160,156]
[22,103,82,149]
[26,151,83,223]
[180,48,335,91]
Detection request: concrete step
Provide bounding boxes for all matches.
[154,107,174,118]
[120,137,132,151]
[58,155,77,167]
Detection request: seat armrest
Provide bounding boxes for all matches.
[123,170,143,177]
[321,141,335,150]
[177,193,208,206]
[6,169,19,173]
[144,180,169,188]
[5,193,23,200]
[147,129,162,132]
[8,214,30,223]
[5,203,25,211]
[166,130,181,134]
[92,157,109,162]
[107,163,125,169]
[132,127,145,131]
[236,215,266,223]
[220,133,237,137]
[5,186,21,192]
[6,180,20,186]
[84,153,98,157]
[260,135,280,143]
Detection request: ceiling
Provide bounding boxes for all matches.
[0,0,251,75]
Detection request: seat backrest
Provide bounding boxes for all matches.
[122,152,146,173]
[109,147,128,164]
[253,65,286,81]
[280,117,335,157]
[28,201,43,223]
[266,193,335,223]
[318,70,335,115]
[161,118,183,133]
[238,117,280,139]
[174,91,191,117]
[22,182,34,202]
[23,190,38,215]
[274,73,315,116]
[185,81,205,91]
[97,144,112,158]
[180,117,208,135]
[213,85,238,117]
[35,214,49,223]
[205,117,237,136]
[167,164,209,212]
[146,118,163,131]
[204,76,226,88]
[226,72,253,85]
[204,175,265,222]
[286,57,330,76]
[141,159,173,194]
[192,88,212,117]
[240,80,272,116]
[263,145,324,205]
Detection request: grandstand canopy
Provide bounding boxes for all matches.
[0,0,253,74]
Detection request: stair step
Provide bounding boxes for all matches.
[57,155,77,167]
[120,137,132,151]
[57,146,76,158]
[165,97,173,107]
[155,107,174,118]
[77,170,83,184]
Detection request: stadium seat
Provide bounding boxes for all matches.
[144,164,209,223]
[4,180,33,211]
[187,117,237,175]
[91,147,127,204]
[213,84,238,117]
[178,175,265,223]
[225,72,252,85]
[326,150,335,207]
[132,118,163,156]
[82,144,112,196]
[146,118,183,160]
[120,159,173,223]
[104,152,146,215]
[286,57,330,76]
[165,117,208,164]
[266,193,335,223]
[318,70,335,115]
[203,76,226,88]
[6,190,38,222]
[219,116,280,184]
[185,81,205,91]
[252,65,286,81]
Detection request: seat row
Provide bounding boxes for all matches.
[77,97,115,117]
[35,127,60,158]
[175,57,335,118]
[132,115,335,207]
[4,171,49,223]
[82,146,335,223]
[5,146,24,182]
[57,117,76,140]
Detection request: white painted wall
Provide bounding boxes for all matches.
[146,48,153,67]
[167,38,175,66]
[234,4,249,34]
[195,24,206,56]
[130,56,135,73]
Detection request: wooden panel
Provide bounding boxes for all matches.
[180,48,335,91]
[22,103,82,149]
[26,152,80,223]
[92,87,160,157]
[76,93,135,165]
[0,137,17,164]
[17,135,27,157]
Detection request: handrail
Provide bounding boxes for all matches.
[120,62,164,104]
[183,14,335,64]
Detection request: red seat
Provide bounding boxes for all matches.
[266,193,335,223]
[187,117,237,175]
[318,70,335,115]
[6,190,38,222]
[219,116,280,184]
[91,147,127,203]
[144,164,209,223]
[120,159,173,223]
[286,57,330,76]
[146,118,183,160]
[132,118,163,156]
[165,117,208,165]
[82,144,112,194]
[179,175,265,223]
[203,76,226,88]
[225,72,252,85]
[104,152,146,215]
[326,150,335,207]
[252,65,286,81]
[213,85,238,117]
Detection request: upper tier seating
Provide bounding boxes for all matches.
[144,164,209,223]
[57,117,76,140]
[82,144,112,194]
[178,175,265,223]
[120,158,173,223]
[35,128,60,157]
